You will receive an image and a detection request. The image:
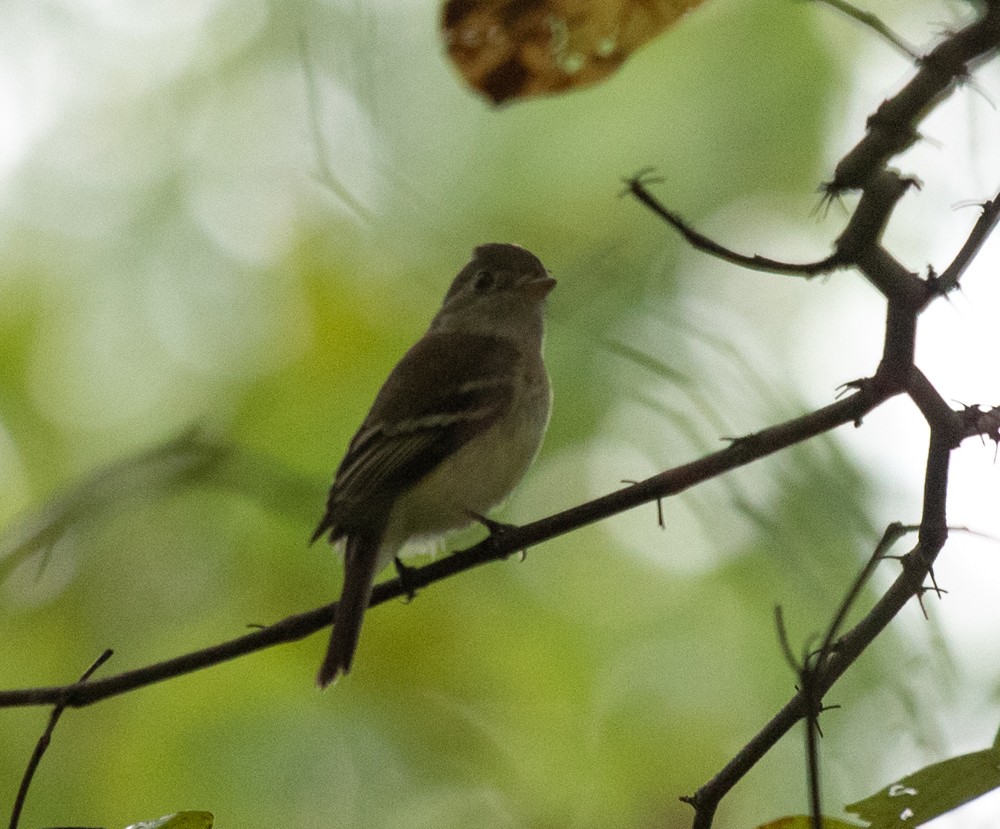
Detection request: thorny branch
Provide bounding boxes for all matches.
[814,0,919,58]
[0,377,898,710]
[628,2,1000,827]
[3,2,1000,828]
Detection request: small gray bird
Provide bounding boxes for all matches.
[312,243,555,687]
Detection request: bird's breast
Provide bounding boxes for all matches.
[386,358,551,548]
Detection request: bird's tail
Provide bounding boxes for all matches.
[317,534,381,688]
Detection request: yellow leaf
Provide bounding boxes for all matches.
[441,0,707,104]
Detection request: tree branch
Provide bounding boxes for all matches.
[0,377,902,710]
[686,433,952,827]
[624,172,843,277]
[4,4,1000,828]
[828,1,1000,192]
[621,4,1000,825]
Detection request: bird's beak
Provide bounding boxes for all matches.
[519,275,557,298]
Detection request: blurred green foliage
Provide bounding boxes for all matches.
[0,0,968,827]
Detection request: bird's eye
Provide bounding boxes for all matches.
[473,270,495,292]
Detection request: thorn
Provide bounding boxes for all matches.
[394,557,418,602]
[622,480,666,529]
[919,568,948,603]
[620,167,664,198]
[836,377,869,398]
[814,184,847,217]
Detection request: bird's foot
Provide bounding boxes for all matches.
[465,510,517,538]
[465,511,527,560]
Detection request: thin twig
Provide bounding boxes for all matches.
[932,191,1000,296]
[805,699,822,829]
[774,524,912,829]
[8,650,113,829]
[773,607,799,674]
[817,522,918,660]
[800,523,915,829]
[814,0,920,58]
[298,31,372,221]
[624,174,843,277]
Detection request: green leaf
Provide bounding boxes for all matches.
[124,812,214,829]
[755,816,864,829]
[846,743,1000,827]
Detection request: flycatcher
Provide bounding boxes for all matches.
[312,243,555,687]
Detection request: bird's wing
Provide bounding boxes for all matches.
[312,332,519,542]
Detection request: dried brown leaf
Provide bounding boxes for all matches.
[442,0,706,104]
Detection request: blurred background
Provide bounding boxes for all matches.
[2,0,1000,826]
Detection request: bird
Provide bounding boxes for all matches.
[312,242,555,687]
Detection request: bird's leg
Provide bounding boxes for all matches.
[465,510,528,560]
[465,510,517,537]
